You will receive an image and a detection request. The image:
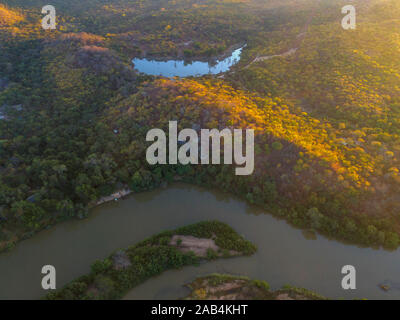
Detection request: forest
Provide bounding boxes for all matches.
[0,0,400,251]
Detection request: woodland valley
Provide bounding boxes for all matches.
[1,0,400,300]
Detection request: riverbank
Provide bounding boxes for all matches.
[0,183,398,300]
[0,187,132,254]
[95,188,132,206]
[0,171,397,257]
[45,220,256,300]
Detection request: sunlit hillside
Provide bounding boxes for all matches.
[0,4,23,27]
[0,0,400,252]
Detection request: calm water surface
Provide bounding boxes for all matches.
[132,47,243,77]
[0,183,398,300]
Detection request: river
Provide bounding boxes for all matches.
[0,183,398,300]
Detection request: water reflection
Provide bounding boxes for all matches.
[132,46,244,77]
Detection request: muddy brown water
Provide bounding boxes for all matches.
[0,183,399,299]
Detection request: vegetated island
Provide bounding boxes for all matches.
[45,220,257,300]
[185,274,327,300]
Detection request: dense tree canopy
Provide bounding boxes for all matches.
[0,0,400,250]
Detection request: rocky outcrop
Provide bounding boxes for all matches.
[96,188,132,205]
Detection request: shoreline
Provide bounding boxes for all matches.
[133,42,246,65]
[1,178,398,255]
[94,188,132,206]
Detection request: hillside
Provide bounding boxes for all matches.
[0,5,23,27]
[0,0,400,251]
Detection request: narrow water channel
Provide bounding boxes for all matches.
[0,183,398,299]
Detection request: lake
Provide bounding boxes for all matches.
[0,183,398,299]
[132,46,244,77]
